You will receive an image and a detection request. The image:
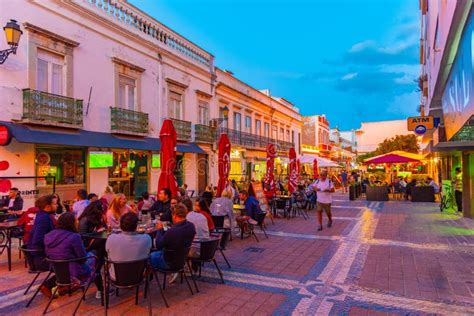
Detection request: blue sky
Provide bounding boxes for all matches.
[129,0,419,130]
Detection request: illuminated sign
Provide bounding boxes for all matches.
[407,116,434,131]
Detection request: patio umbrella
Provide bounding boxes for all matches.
[216,133,231,197]
[288,148,298,193]
[263,143,277,192]
[364,151,424,164]
[313,158,319,179]
[158,119,178,198]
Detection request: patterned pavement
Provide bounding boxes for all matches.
[1,193,473,315]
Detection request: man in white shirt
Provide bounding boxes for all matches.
[313,170,335,231]
[72,189,90,218]
[186,206,210,257]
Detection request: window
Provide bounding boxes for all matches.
[286,129,290,141]
[272,125,278,139]
[36,147,85,186]
[434,17,440,51]
[219,106,228,128]
[198,100,209,125]
[264,123,270,138]
[234,112,241,131]
[245,116,252,133]
[36,49,64,95]
[291,131,295,144]
[118,75,136,110]
[255,120,261,136]
[168,91,183,119]
[280,127,284,141]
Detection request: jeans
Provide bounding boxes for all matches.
[150,251,169,270]
[455,190,463,213]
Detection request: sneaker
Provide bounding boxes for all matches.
[169,273,179,284]
[317,226,323,231]
[95,291,102,300]
[328,221,333,228]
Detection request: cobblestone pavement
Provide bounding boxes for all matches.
[1,193,473,315]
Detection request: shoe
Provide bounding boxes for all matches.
[169,273,179,284]
[317,226,323,231]
[328,221,333,228]
[95,291,102,300]
[40,285,52,298]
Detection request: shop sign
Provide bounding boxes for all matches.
[0,124,12,146]
[36,152,51,166]
[407,116,434,132]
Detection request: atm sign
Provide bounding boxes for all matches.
[407,116,434,131]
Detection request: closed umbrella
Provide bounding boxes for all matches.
[313,158,319,179]
[216,133,231,197]
[158,119,178,198]
[288,148,298,193]
[264,143,277,193]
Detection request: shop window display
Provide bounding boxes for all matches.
[36,148,85,186]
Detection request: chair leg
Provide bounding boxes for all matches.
[135,285,139,305]
[162,273,166,290]
[219,248,231,268]
[26,271,52,308]
[43,285,58,315]
[251,226,259,242]
[182,271,194,295]
[24,273,41,295]
[260,226,268,239]
[187,261,199,293]
[147,279,152,316]
[153,271,169,308]
[213,259,224,284]
[73,277,95,316]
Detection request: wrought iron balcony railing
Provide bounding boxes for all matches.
[110,107,149,135]
[194,124,216,143]
[217,127,295,152]
[22,89,83,128]
[168,118,192,141]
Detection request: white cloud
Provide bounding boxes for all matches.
[349,40,376,53]
[341,72,358,80]
[387,91,419,116]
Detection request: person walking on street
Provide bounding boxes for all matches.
[454,167,463,213]
[313,170,335,231]
[340,170,348,193]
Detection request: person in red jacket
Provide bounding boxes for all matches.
[17,202,40,245]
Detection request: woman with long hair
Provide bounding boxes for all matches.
[106,193,134,229]
[194,198,215,230]
[78,200,104,234]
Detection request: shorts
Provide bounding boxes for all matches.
[317,202,331,215]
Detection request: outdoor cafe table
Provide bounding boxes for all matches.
[81,227,159,240]
[0,220,20,271]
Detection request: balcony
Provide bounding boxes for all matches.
[194,124,216,143]
[22,89,83,128]
[218,128,295,152]
[169,118,192,141]
[110,107,148,136]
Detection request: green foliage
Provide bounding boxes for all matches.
[374,134,419,155]
[356,152,375,164]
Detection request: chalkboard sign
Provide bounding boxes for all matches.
[248,182,269,212]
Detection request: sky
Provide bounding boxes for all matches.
[129,0,420,130]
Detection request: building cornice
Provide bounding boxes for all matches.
[111,57,145,73]
[23,22,80,47]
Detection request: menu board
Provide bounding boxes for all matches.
[248,182,269,212]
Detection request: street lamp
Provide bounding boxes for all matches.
[0,19,22,64]
[210,105,229,127]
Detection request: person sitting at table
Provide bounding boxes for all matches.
[194,198,215,230]
[52,193,66,215]
[150,203,196,272]
[405,179,417,200]
[137,192,155,213]
[237,190,263,227]
[16,200,40,245]
[149,188,172,221]
[2,187,24,218]
[100,186,115,206]
[41,212,103,299]
[293,185,307,205]
[201,185,214,208]
[79,200,105,234]
[106,212,152,281]
[72,189,90,219]
[187,200,210,241]
[106,193,134,229]
[426,177,440,193]
[29,195,57,253]
[210,189,235,229]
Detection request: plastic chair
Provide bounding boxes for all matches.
[19,245,52,308]
[250,212,268,242]
[190,237,224,283]
[43,255,98,315]
[104,257,156,314]
[151,246,197,306]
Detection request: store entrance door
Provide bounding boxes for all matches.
[131,153,148,198]
[174,154,184,187]
[197,153,208,195]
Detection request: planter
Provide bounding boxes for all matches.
[411,186,435,202]
[366,186,389,201]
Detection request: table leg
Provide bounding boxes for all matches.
[7,230,12,271]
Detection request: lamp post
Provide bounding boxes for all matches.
[0,19,22,64]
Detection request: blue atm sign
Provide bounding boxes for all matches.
[407,116,434,134]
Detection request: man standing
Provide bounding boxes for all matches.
[340,170,348,193]
[313,170,335,231]
[454,167,463,213]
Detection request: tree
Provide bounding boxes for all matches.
[374,134,419,155]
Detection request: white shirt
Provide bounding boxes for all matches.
[8,198,15,208]
[429,180,439,193]
[313,178,334,204]
[73,200,90,218]
[186,211,209,241]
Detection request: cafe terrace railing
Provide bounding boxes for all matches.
[194,124,216,143]
[110,107,149,135]
[22,89,83,128]
[216,127,294,152]
[76,0,213,68]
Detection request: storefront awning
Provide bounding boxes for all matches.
[0,121,206,154]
